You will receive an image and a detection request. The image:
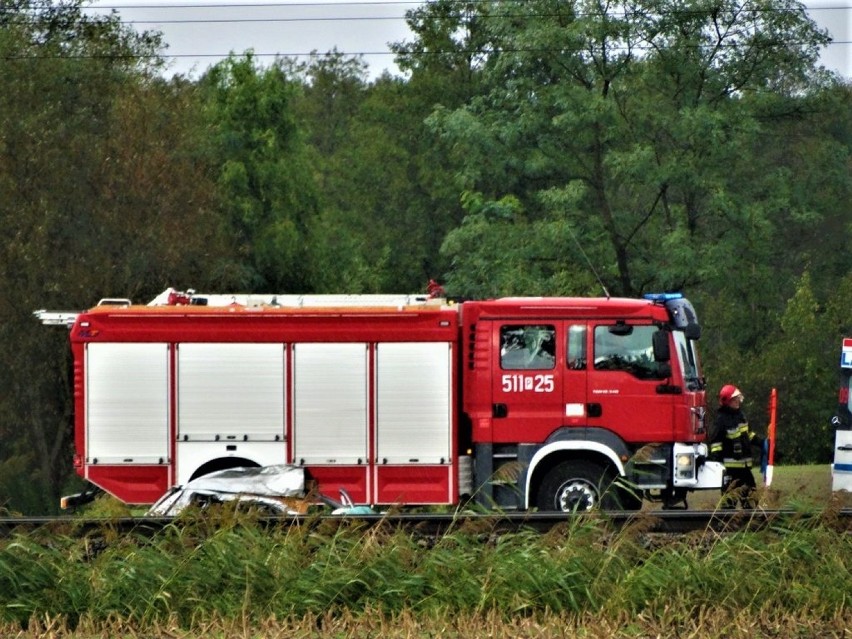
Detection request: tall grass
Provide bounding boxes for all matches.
[0,507,849,635]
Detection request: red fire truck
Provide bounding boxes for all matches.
[37,288,724,511]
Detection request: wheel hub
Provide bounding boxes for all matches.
[556,480,597,512]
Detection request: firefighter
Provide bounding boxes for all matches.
[710,384,764,507]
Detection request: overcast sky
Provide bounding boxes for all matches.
[86,0,415,78]
[84,0,851,80]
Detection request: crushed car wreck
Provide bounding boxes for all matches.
[145,464,375,517]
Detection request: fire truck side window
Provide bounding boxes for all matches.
[567,325,587,369]
[593,325,667,379]
[500,325,556,370]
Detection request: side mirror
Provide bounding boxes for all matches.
[652,330,670,362]
[684,323,701,340]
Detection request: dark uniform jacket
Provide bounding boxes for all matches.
[710,405,762,468]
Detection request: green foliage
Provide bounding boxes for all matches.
[294,49,469,293]
[440,191,605,297]
[430,0,832,299]
[200,55,319,292]
[0,0,233,513]
[716,273,852,463]
[0,513,848,629]
[291,52,396,293]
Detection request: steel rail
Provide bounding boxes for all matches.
[1,509,850,540]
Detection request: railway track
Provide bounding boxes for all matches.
[1,508,850,540]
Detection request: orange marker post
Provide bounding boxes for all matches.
[764,388,777,487]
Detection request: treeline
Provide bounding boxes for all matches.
[0,0,850,513]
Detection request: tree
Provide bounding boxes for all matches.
[200,54,319,292]
[290,51,386,292]
[293,41,474,293]
[736,273,851,463]
[422,0,832,300]
[0,0,229,512]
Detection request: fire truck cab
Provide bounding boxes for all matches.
[460,294,721,510]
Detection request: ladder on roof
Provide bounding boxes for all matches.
[35,288,446,328]
[146,288,441,308]
[34,298,130,328]
[33,310,80,327]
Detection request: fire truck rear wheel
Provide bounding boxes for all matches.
[537,460,621,512]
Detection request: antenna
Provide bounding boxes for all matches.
[566,224,610,299]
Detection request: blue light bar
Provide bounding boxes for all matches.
[643,293,683,302]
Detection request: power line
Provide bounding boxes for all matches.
[3,1,847,25]
[122,16,406,23]
[4,38,850,62]
[32,1,852,16]
[62,4,852,34]
[74,0,852,8]
[85,1,424,7]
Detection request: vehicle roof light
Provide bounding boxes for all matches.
[643,293,683,302]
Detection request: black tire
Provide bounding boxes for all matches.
[536,460,624,512]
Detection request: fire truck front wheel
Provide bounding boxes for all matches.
[536,460,622,512]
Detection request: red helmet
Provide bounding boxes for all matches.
[719,384,744,406]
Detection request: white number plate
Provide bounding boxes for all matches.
[501,374,555,393]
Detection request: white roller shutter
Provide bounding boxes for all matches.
[177,343,285,441]
[376,342,451,463]
[86,343,169,463]
[293,343,367,464]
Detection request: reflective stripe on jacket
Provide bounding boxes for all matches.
[725,424,750,439]
[722,458,753,468]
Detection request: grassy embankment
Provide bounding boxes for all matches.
[688,463,837,509]
[0,465,849,638]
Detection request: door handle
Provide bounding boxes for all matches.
[493,403,508,418]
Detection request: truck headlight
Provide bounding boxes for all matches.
[676,453,695,479]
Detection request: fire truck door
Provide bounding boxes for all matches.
[491,323,563,442]
[562,323,590,426]
[587,323,674,441]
